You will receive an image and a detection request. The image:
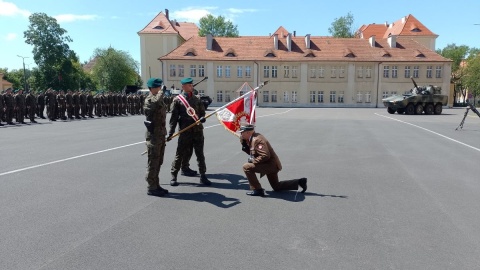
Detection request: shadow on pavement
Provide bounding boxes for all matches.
[265,191,348,202]
[166,192,241,208]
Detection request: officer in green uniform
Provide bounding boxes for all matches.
[239,124,307,196]
[168,77,211,186]
[144,78,169,197]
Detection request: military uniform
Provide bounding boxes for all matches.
[86,92,94,118]
[240,125,307,196]
[25,92,37,123]
[56,91,67,120]
[4,90,15,124]
[37,92,46,119]
[168,77,210,185]
[144,78,168,196]
[14,91,26,124]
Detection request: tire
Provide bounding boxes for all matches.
[434,104,442,115]
[397,108,405,114]
[405,103,415,115]
[387,107,396,114]
[424,104,434,115]
[414,104,424,115]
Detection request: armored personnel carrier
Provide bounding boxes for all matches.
[382,78,448,115]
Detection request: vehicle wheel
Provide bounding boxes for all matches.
[405,104,415,115]
[397,108,405,114]
[414,104,424,115]
[424,104,434,115]
[387,107,395,114]
[434,104,442,115]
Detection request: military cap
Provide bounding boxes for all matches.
[180,77,193,85]
[239,124,255,132]
[147,78,163,88]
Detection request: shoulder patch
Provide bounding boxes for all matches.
[256,144,264,150]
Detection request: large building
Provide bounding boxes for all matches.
[139,11,452,108]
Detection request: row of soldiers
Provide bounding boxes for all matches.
[0,87,147,126]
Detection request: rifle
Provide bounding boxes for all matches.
[455,102,480,130]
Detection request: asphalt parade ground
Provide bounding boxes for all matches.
[1,107,480,270]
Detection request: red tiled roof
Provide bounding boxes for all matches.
[357,24,388,39]
[137,11,199,40]
[272,26,290,38]
[356,14,437,39]
[159,36,449,63]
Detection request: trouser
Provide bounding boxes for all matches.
[16,107,25,123]
[5,108,13,123]
[28,106,35,121]
[145,140,166,190]
[171,131,206,175]
[243,162,299,191]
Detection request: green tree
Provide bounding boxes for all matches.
[23,12,73,89]
[0,68,24,89]
[328,12,355,38]
[198,14,239,37]
[91,47,140,92]
[463,51,480,105]
[436,44,470,103]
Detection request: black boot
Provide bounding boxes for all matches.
[147,187,168,197]
[170,174,179,186]
[181,167,198,176]
[298,178,308,193]
[199,174,211,186]
[246,189,265,197]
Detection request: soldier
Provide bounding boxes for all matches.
[25,90,37,123]
[56,90,67,120]
[80,90,87,118]
[65,90,73,119]
[73,90,81,119]
[0,89,5,126]
[86,91,94,118]
[239,124,307,196]
[14,89,26,124]
[45,88,57,121]
[143,78,169,197]
[168,77,211,186]
[4,88,15,125]
[36,90,46,119]
[139,92,145,115]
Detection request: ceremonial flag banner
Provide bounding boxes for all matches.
[216,82,256,136]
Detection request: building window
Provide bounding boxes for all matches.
[169,64,176,77]
[318,66,325,78]
[216,65,223,77]
[225,66,231,78]
[339,67,345,78]
[365,91,371,103]
[263,91,269,102]
[292,91,297,103]
[190,65,196,77]
[383,66,390,78]
[357,67,363,78]
[357,91,363,103]
[391,91,397,96]
[199,90,205,96]
[245,66,251,78]
[338,91,344,103]
[272,66,278,78]
[331,67,336,78]
[237,66,243,78]
[404,66,411,78]
[426,66,432,78]
[382,91,388,98]
[199,65,205,77]
[263,66,270,78]
[310,66,316,78]
[271,91,277,103]
[284,66,290,78]
[330,91,336,103]
[283,91,289,102]
[318,91,324,103]
[392,66,398,78]
[225,91,231,102]
[365,67,372,78]
[413,66,419,78]
[292,66,298,78]
[309,91,316,103]
[435,66,442,78]
[216,90,223,102]
[178,65,184,77]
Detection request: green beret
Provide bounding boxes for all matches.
[240,124,255,132]
[147,78,163,88]
[180,77,193,85]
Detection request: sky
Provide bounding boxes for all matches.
[1,0,480,73]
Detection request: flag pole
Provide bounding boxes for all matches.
[167,80,268,141]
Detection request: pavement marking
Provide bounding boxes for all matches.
[375,113,480,153]
[1,109,295,176]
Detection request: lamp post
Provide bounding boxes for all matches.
[17,55,28,91]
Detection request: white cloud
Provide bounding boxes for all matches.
[54,14,99,23]
[226,8,258,14]
[5,33,17,41]
[0,0,31,17]
[171,7,218,22]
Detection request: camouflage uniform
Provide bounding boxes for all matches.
[0,91,5,124]
[14,91,26,123]
[25,92,37,122]
[4,90,15,124]
[168,91,207,177]
[36,92,46,119]
[86,92,94,118]
[56,91,66,120]
[66,91,73,119]
[144,91,167,190]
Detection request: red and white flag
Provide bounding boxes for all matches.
[216,82,256,136]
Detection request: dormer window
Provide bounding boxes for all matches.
[304,49,315,57]
[264,49,276,57]
[343,48,355,58]
[410,24,421,32]
[153,22,164,30]
[184,48,197,56]
[224,48,236,57]
[414,50,425,58]
[381,50,391,57]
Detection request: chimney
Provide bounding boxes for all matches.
[387,35,397,48]
[165,9,169,20]
[305,34,311,49]
[384,21,388,27]
[401,16,406,24]
[293,31,296,37]
[369,35,375,47]
[206,33,213,50]
[273,34,278,50]
[286,33,292,52]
